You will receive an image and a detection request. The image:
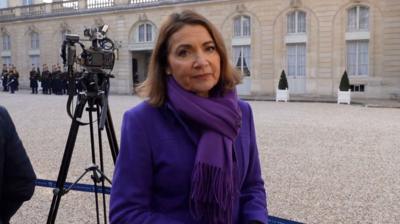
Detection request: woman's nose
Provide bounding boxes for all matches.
[193,53,209,68]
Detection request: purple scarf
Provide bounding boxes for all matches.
[167,77,242,224]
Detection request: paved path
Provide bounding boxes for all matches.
[1,90,400,224]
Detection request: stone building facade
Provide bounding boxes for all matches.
[0,0,399,98]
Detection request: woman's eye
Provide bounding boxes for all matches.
[177,50,189,57]
[206,46,216,52]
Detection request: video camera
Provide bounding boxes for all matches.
[61,24,116,73]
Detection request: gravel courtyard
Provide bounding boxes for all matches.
[1,90,400,224]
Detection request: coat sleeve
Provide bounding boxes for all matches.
[240,103,269,224]
[0,106,36,223]
[109,110,183,224]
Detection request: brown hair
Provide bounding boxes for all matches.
[137,10,241,107]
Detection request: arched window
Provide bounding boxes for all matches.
[233,15,251,37]
[287,11,306,34]
[2,34,11,51]
[31,32,40,49]
[137,23,154,43]
[347,5,369,32]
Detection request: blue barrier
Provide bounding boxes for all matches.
[36,179,111,194]
[269,216,304,224]
[36,179,303,224]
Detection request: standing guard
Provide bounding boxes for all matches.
[42,64,50,94]
[7,69,17,94]
[1,64,8,92]
[29,65,39,94]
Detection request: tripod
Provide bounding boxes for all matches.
[46,83,119,224]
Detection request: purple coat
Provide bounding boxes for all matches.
[110,100,268,223]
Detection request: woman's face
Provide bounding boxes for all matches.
[166,25,221,97]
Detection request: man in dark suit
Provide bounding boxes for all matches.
[0,106,36,224]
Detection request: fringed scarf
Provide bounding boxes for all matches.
[167,77,242,224]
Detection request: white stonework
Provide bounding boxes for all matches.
[0,0,399,99]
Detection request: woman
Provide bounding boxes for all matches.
[110,10,268,224]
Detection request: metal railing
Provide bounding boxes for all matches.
[87,0,114,9]
[51,0,79,14]
[130,0,159,4]
[0,0,209,22]
[20,4,46,17]
[0,8,16,20]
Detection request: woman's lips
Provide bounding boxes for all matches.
[193,73,212,79]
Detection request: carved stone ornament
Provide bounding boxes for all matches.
[60,22,70,31]
[28,25,38,33]
[94,18,104,27]
[290,0,302,8]
[236,4,247,13]
[139,13,148,21]
[0,26,7,34]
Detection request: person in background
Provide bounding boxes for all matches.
[7,69,17,94]
[110,10,268,224]
[11,66,19,91]
[1,65,8,92]
[0,106,36,224]
[29,64,39,94]
[41,64,50,94]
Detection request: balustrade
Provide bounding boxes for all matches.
[51,0,79,13]
[0,0,205,22]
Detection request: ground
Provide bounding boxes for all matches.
[1,90,400,224]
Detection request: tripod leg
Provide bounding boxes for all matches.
[96,106,108,224]
[105,108,119,163]
[87,102,101,224]
[47,97,88,224]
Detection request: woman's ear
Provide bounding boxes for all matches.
[166,67,172,75]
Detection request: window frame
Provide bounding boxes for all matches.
[31,32,40,49]
[233,15,251,38]
[347,5,369,32]
[233,45,251,77]
[137,23,154,43]
[2,34,11,51]
[287,10,306,34]
[2,56,12,66]
[346,40,369,77]
[286,43,307,77]
[30,55,40,68]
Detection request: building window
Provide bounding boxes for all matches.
[287,43,306,77]
[2,56,12,66]
[233,46,251,76]
[31,32,40,49]
[2,34,11,51]
[0,0,7,8]
[23,0,33,5]
[233,15,251,37]
[348,6,369,32]
[347,40,368,76]
[30,55,40,68]
[287,11,306,34]
[138,23,153,43]
[350,84,365,92]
